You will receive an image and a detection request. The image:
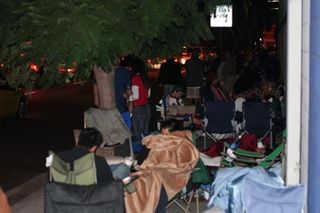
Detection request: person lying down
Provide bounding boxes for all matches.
[124,128,200,213]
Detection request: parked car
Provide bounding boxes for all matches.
[0,75,27,119]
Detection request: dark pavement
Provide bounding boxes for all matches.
[0,82,93,191]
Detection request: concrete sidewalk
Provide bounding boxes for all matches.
[6,173,216,213]
[6,173,46,213]
[12,188,44,213]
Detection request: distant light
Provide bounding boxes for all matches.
[67,68,75,73]
[259,38,263,42]
[30,64,39,72]
[181,58,187,65]
[268,0,279,2]
[0,63,4,68]
[271,7,279,10]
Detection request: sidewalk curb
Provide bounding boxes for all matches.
[6,173,47,205]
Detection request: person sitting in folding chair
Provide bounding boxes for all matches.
[45,128,126,213]
[165,87,184,107]
[157,88,195,119]
[125,128,199,213]
[47,128,131,183]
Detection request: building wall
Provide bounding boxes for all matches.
[301,0,310,212]
[308,0,320,211]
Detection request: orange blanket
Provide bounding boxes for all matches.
[125,130,199,213]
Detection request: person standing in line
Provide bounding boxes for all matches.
[185,50,204,104]
[114,56,132,129]
[158,57,182,97]
[129,57,151,139]
[219,51,237,96]
[52,128,131,181]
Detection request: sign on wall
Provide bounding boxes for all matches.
[210,5,233,27]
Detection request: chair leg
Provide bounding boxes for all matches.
[166,191,192,213]
[186,190,193,212]
[166,185,205,213]
[195,189,200,213]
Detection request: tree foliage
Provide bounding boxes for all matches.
[1,0,213,88]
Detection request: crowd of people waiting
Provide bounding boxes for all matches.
[0,48,286,213]
[112,47,285,140]
[157,48,285,133]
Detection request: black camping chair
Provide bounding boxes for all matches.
[243,101,273,149]
[45,181,124,213]
[204,101,235,147]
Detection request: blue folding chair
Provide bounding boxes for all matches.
[242,178,305,213]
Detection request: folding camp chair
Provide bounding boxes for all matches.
[243,102,273,149]
[46,151,125,213]
[49,151,97,186]
[242,178,305,213]
[45,180,124,213]
[166,162,210,213]
[166,132,211,213]
[203,101,235,147]
[222,143,284,168]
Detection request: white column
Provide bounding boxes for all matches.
[286,0,302,185]
[301,0,310,190]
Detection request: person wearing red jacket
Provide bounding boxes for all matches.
[129,58,151,138]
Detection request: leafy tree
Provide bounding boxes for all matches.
[1,0,212,86]
[1,0,215,107]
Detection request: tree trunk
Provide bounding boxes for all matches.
[93,65,116,109]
